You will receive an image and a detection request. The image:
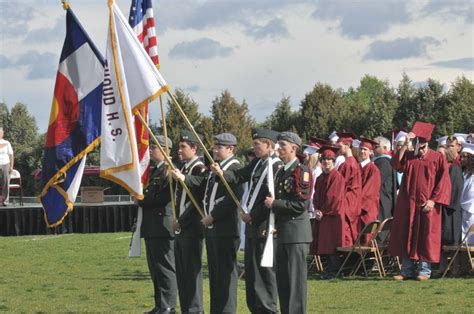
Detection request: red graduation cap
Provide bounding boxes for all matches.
[336,132,357,145]
[359,137,378,150]
[412,121,435,142]
[320,145,339,159]
[309,137,328,149]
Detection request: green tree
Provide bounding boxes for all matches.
[7,103,40,195]
[298,83,345,141]
[0,102,9,130]
[444,76,474,134]
[261,96,297,131]
[343,75,398,137]
[211,90,255,155]
[165,88,202,157]
[394,73,417,129]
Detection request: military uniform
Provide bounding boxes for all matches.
[186,153,243,314]
[174,156,207,314]
[272,132,313,314]
[224,154,282,314]
[139,161,177,314]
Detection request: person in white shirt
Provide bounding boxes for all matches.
[0,127,14,206]
[460,143,474,245]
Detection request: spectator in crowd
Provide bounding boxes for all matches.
[373,136,397,221]
[460,143,474,245]
[336,132,362,245]
[389,121,451,281]
[0,127,14,206]
[437,144,464,275]
[447,135,464,167]
[304,138,324,218]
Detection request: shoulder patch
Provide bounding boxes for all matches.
[303,171,310,183]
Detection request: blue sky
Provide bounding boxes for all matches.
[0,0,473,132]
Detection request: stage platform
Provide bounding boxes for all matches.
[0,197,138,236]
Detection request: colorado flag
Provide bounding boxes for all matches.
[39,8,105,227]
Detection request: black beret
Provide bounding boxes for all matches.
[251,128,280,143]
[180,130,203,144]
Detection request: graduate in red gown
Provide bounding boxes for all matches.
[313,145,346,279]
[389,121,451,281]
[336,132,362,245]
[358,138,381,239]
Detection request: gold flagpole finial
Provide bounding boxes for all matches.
[61,0,70,10]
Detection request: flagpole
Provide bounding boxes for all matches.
[136,112,205,218]
[158,94,176,220]
[166,90,246,215]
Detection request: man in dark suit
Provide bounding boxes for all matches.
[172,130,207,314]
[139,136,177,314]
[373,136,397,221]
[173,133,243,314]
[264,131,313,314]
[212,128,281,314]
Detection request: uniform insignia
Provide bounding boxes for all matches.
[303,171,310,183]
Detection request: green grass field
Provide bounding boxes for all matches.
[0,233,473,313]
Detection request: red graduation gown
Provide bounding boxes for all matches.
[388,149,451,263]
[338,156,362,244]
[360,161,381,226]
[312,168,346,254]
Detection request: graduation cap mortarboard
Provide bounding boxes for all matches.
[309,137,328,149]
[412,121,435,142]
[436,136,448,146]
[461,142,474,155]
[394,131,408,143]
[320,145,339,159]
[328,131,339,141]
[359,138,378,150]
[336,132,357,145]
[352,139,361,149]
[453,133,468,144]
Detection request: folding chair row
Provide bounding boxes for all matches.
[335,217,400,278]
[442,223,474,278]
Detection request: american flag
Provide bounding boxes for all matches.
[129,0,159,67]
[129,0,160,185]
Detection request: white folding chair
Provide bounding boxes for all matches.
[9,169,23,205]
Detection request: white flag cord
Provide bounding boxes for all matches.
[261,156,276,267]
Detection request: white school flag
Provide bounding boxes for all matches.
[100,0,168,199]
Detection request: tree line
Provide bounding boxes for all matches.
[1,73,472,196]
